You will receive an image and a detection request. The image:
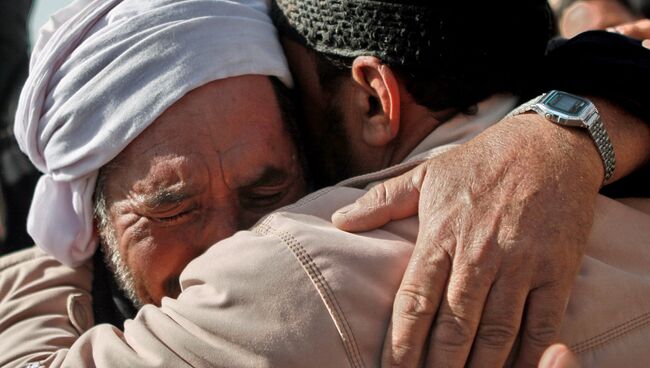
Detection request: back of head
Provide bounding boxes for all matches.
[273,0,554,111]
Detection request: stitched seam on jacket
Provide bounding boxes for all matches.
[255,221,366,368]
[570,311,650,354]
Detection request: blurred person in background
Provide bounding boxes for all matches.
[0,0,39,254]
[553,0,650,37]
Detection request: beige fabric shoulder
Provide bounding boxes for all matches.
[0,247,93,367]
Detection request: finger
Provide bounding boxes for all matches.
[332,166,425,232]
[466,278,529,368]
[609,19,650,39]
[561,1,601,38]
[425,256,497,368]
[382,240,451,368]
[514,284,571,368]
[538,344,580,368]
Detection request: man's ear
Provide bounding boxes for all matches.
[351,56,401,147]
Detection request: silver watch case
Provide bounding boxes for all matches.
[510,90,616,183]
[531,90,599,128]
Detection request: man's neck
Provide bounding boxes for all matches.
[386,101,457,167]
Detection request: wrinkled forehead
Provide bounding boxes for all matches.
[103,75,299,194]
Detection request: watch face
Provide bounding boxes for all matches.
[545,91,588,116]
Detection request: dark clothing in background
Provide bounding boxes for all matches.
[0,0,39,255]
[92,248,138,327]
[629,0,650,16]
[540,31,650,198]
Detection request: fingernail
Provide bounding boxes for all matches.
[607,27,623,34]
[643,39,650,49]
[539,345,561,368]
[563,2,598,35]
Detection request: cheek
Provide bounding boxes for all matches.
[126,233,201,304]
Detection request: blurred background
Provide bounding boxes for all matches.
[0,0,72,254]
[0,0,648,256]
[30,1,75,42]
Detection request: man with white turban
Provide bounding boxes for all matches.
[2,0,309,360]
[10,0,306,311]
[1,0,650,367]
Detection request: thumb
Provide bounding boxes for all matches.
[538,344,580,368]
[332,167,422,232]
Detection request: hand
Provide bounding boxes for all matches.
[538,344,580,368]
[560,0,637,38]
[608,18,650,48]
[333,113,603,367]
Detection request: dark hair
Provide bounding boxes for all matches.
[270,76,301,143]
[273,0,555,112]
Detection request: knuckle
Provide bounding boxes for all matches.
[410,245,451,272]
[637,19,650,30]
[368,182,390,207]
[395,288,437,320]
[447,270,495,302]
[462,253,497,275]
[431,312,475,351]
[475,322,519,349]
[524,315,561,347]
[642,19,650,30]
[446,283,482,307]
[385,343,415,368]
[616,25,634,36]
[409,165,427,189]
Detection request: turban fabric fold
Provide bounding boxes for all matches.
[14,0,292,266]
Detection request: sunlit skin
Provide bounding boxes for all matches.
[102,75,306,305]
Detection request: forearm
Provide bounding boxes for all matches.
[488,95,650,199]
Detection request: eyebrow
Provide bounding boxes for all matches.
[138,187,193,210]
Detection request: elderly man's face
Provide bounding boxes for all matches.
[99,75,306,306]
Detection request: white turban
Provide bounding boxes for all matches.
[14,0,292,266]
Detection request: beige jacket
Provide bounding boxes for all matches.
[1,96,649,367]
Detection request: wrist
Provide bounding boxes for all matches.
[495,113,604,193]
[588,96,650,182]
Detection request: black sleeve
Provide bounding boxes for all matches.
[541,31,650,122]
[528,31,650,197]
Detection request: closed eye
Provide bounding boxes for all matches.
[156,210,192,224]
[239,189,286,209]
[149,204,199,226]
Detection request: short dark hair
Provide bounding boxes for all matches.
[272,0,555,112]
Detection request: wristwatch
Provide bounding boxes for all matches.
[510,90,616,184]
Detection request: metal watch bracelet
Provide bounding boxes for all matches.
[586,113,616,183]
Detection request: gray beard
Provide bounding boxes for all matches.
[99,226,143,309]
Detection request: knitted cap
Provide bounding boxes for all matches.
[272,0,554,71]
